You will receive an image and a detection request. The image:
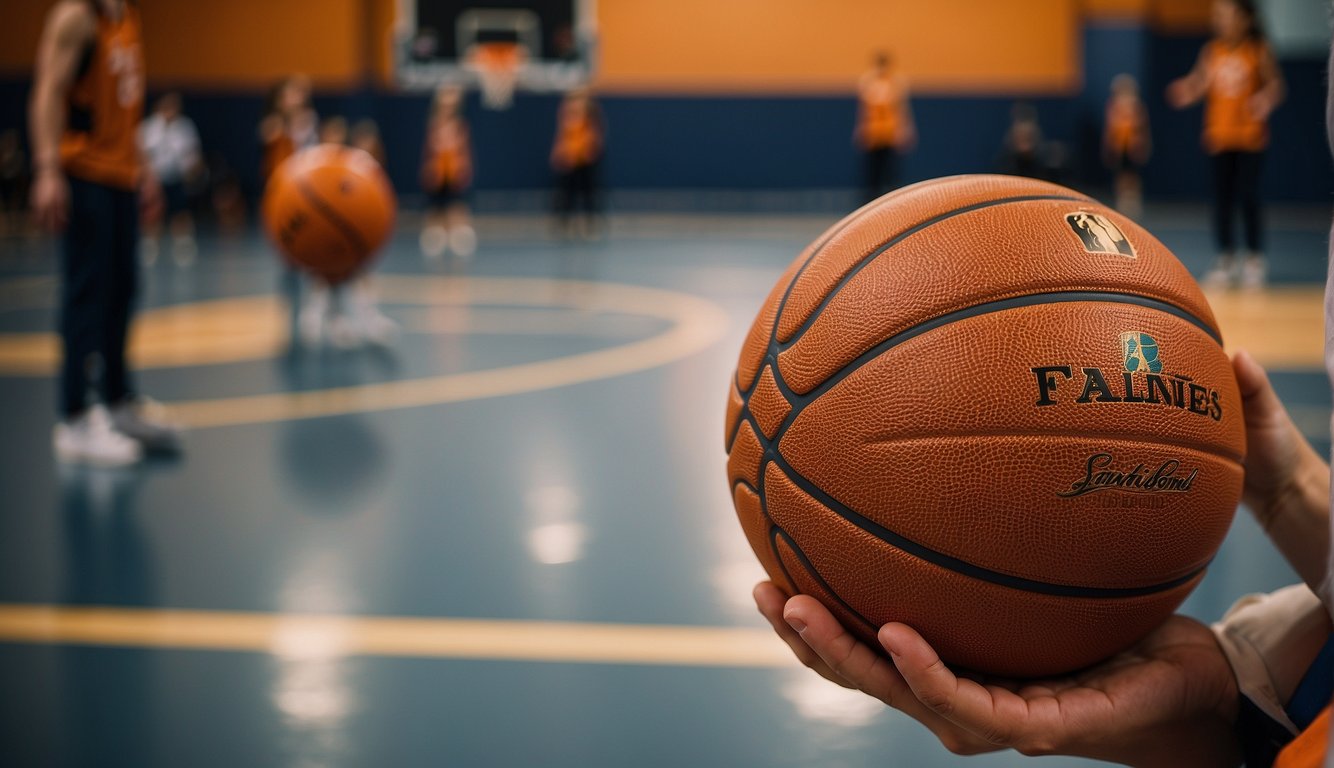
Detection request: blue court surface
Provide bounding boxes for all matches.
[0,203,1328,767]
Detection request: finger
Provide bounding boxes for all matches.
[1233,349,1294,431]
[786,596,914,698]
[752,583,849,687]
[880,623,1052,752]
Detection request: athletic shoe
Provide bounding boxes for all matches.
[420,225,448,262]
[54,406,142,467]
[449,225,477,260]
[110,396,183,454]
[1240,257,1267,291]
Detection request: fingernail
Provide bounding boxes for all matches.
[785,614,807,633]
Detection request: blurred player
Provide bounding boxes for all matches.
[319,115,349,146]
[1000,102,1045,179]
[1103,74,1150,218]
[30,0,180,465]
[350,119,386,166]
[855,51,915,202]
[551,87,604,239]
[139,92,203,265]
[1168,0,1284,289]
[419,85,475,264]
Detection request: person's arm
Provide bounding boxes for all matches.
[28,0,95,232]
[1250,44,1286,121]
[1235,350,1331,599]
[1167,47,1210,109]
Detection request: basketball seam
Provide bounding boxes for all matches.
[295,177,371,257]
[771,527,880,632]
[775,292,1225,445]
[778,194,1089,350]
[762,448,1209,599]
[737,176,974,393]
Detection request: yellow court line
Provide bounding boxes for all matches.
[0,604,793,669]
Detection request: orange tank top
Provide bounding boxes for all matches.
[858,74,903,149]
[1202,39,1269,153]
[60,2,144,190]
[262,130,294,182]
[555,110,599,169]
[1272,705,1329,768]
[428,117,470,188]
[1105,97,1145,154]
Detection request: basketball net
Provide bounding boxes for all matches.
[466,42,525,110]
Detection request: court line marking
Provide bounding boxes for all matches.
[0,604,794,669]
[169,277,730,429]
[0,276,732,429]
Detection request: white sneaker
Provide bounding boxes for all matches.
[54,406,142,467]
[1240,257,1267,291]
[1202,256,1237,290]
[110,396,183,454]
[299,286,332,346]
[448,225,477,261]
[420,225,448,262]
[172,235,197,267]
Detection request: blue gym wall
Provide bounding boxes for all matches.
[1,27,1329,206]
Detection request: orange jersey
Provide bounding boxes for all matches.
[1273,705,1329,768]
[1104,97,1147,155]
[262,131,294,182]
[60,3,144,189]
[426,117,471,189]
[857,73,906,149]
[1202,39,1269,153]
[553,108,601,169]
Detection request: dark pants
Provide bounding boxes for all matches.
[555,162,599,226]
[863,146,898,203]
[1211,150,1264,254]
[60,177,138,418]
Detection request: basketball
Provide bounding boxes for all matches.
[262,143,397,284]
[726,174,1246,678]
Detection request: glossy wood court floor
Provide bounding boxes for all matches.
[0,204,1328,767]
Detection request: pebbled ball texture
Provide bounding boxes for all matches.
[726,175,1244,678]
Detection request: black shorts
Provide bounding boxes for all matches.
[1109,150,1141,173]
[161,180,189,216]
[428,183,467,210]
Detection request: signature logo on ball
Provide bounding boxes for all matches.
[1058,452,1198,497]
[1066,212,1135,258]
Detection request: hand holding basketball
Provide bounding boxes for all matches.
[756,582,1239,767]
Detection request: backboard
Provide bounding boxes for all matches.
[394,0,597,96]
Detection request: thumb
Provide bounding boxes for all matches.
[1232,349,1283,426]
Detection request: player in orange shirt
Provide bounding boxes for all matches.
[420,85,475,264]
[1168,0,1284,289]
[855,51,916,203]
[30,0,179,465]
[551,87,604,239]
[1103,74,1151,218]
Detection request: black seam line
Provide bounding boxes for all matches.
[771,527,879,631]
[779,194,1089,351]
[774,291,1225,446]
[765,453,1208,599]
[732,479,758,495]
[295,177,370,255]
[745,177,981,396]
[859,431,1244,467]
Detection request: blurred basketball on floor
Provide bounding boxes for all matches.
[262,144,396,284]
[726,174,1246,677]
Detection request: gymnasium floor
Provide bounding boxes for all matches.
[0,203,1328,767]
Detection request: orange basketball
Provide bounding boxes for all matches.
[726,175,1245,678]
[262,144,396,284]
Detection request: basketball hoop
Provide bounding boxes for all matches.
[466,42,526,110]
